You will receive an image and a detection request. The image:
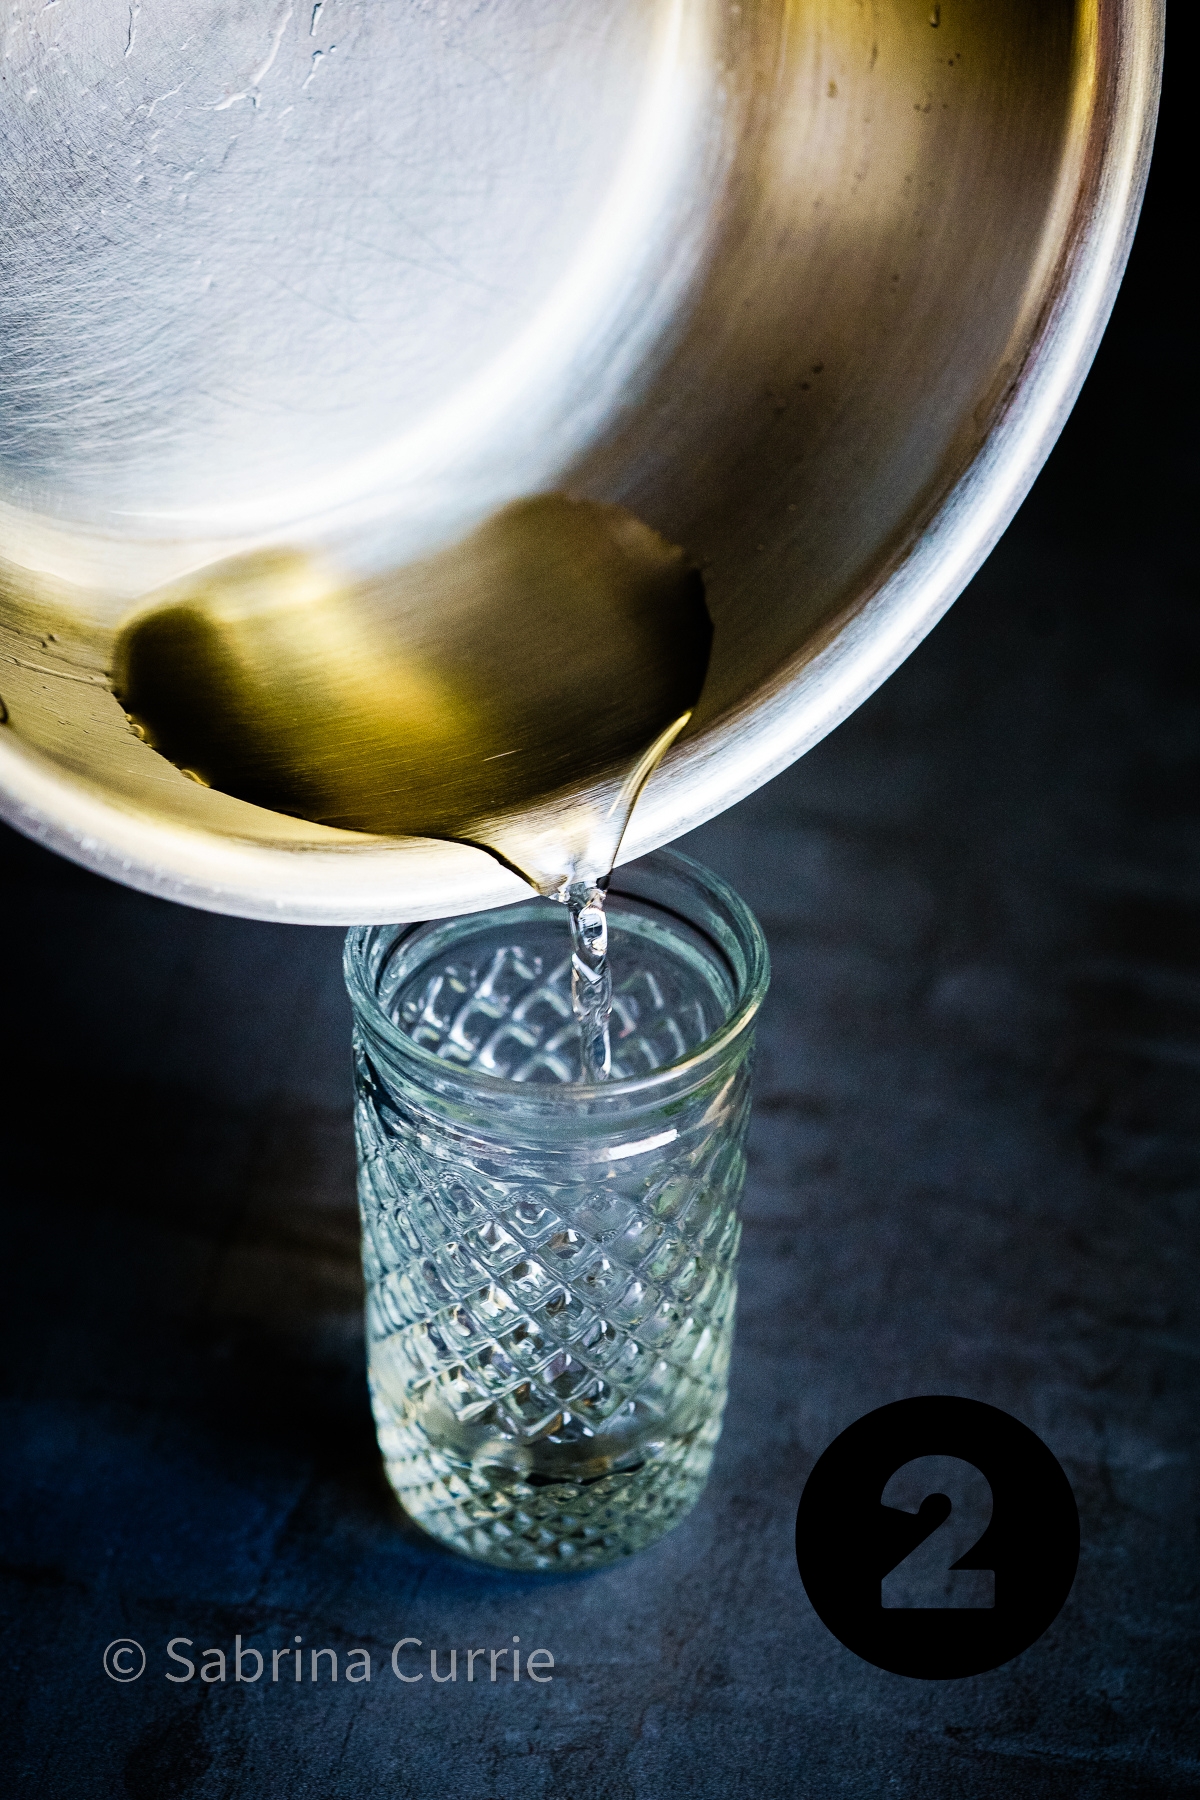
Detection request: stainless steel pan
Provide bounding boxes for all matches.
[0,0,1162,919]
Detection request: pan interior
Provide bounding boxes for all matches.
[0,0,1097,911]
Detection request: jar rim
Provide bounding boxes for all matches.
[343,847,770,1108]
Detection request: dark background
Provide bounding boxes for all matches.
[1,56,1193,1800]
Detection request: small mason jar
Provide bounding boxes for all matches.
[344,849,769,1571]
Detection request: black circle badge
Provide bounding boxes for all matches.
[796,1397,1079,1679]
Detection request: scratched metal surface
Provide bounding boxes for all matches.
[0,77,1195,1800]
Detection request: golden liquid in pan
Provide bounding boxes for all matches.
[111,496,711,894]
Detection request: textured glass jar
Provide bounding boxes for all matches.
[344,850,769,1571]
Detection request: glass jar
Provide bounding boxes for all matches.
[344,849,769,1571]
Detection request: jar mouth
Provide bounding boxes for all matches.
[344,847,770,1105]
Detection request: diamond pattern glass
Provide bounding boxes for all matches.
[345,851,768,1571]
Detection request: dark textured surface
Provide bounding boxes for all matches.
[1,75,1194,1800]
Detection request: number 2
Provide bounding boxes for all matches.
[880,1455,995,1609]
